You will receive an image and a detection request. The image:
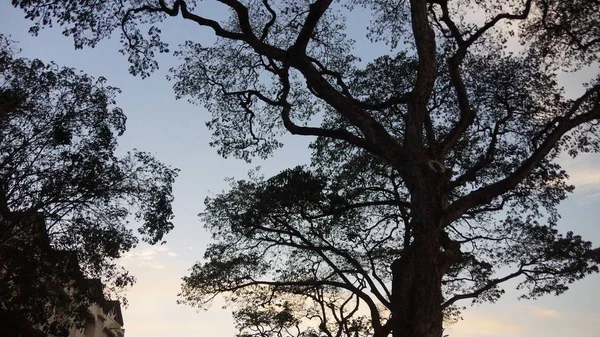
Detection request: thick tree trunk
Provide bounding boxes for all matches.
[391,227,444,337]
[391,160,450,337]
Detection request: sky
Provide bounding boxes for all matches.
[1,2,599,337]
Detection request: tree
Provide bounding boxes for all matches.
[0,34,178,335]
[11,1,600,337]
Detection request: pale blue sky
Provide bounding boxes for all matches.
[1,2,599,336]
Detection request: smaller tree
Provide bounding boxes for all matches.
[0,35,178,336]
[9,1,600,336]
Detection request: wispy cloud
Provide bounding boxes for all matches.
[566,171,600,203]
[558,154,600,201]
[122,245,179,269]
[531,307,561,318]
[446,312,523,337]
[567,170,600,187]
[118,246,237,337]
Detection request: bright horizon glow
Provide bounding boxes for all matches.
[1,3,599,336]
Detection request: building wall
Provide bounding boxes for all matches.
[1,213,125,337]
[69,303,125,337]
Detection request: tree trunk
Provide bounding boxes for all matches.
[391,229,444,337]
[391,162,449,337]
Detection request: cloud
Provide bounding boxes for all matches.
[446,312,524,337]
[121,245,179,269]
[118,247,238,337]
[123,245,167,259]
[565,170,600,203]
[558,154,600,200]
[567,170,600,187]
[531,307,561,318]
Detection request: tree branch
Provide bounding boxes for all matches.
[450,107,512,189]
[464,0,533,49]
[438,0,533,156]
[446,85,600,223]
[154,0,246,40]
[405,0,437,151]
[259,0,277,41]
[442,268,524,308]
[291,0,333,53]
[265,221,386,335]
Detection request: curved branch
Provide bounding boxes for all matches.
[265,220,387,335]
[438,0,533,156]
[273,69,382,156]
[300,199,410,221]
[291,0,333,53]
[259,0,277,41]
[154,0,245,40]
[446,84,600,223]
[280,103,376,154]
[442,268,524,308]
[438,54,473,156]
[431,0,465,46]
[450,107,511,189]
[405,0,437,150]
[314,232,392,309]
[464,0,533,48]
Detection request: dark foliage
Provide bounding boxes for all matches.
[10,1,600,337]
[0,35,178,335]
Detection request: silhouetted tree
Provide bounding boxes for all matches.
[0,35,177,335]
[10,1,600,337]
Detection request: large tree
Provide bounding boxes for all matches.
[0,34,177,335]
[11,1,600,337]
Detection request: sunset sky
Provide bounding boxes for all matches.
[1,2,599,336]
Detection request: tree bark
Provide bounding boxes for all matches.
[391,162,448,337]
[391,241,443,337]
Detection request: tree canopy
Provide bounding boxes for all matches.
[0,34,177,335]
[10,1,600,337]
